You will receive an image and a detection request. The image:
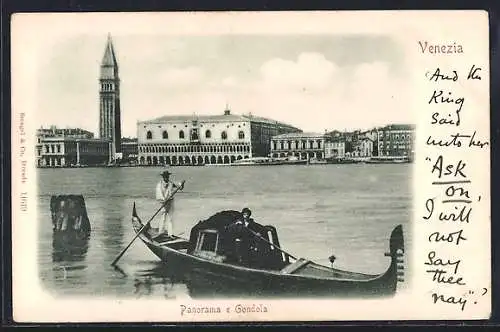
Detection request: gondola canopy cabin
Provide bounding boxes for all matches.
[188,210,290,269]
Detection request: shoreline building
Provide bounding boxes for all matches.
[99,34,122,160]
[270,132,326,160]
[325,128,379,159]
[35,126,111,167]
[324,138,345,160]
[36,127,94,139]
[376,124,416,159]
[137,108,301,165]
[121,137,138,163]
[355,137,374,158]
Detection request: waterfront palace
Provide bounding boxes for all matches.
[270,132,326,160]
[137,108,301,166]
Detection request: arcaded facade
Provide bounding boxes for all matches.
[270,132,326,160]
[137,109,301,165]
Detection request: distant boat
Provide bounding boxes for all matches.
[275,156,308,165]
[69,164,88,168]
[231,157,283,166]
[308,158,327,165]
[326,158,356,164]
[366,157,410,164]
[284,156,308,165]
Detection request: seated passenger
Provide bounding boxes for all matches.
[226,208,274,267]
[236,208,261,233]
[225,208,255,232]
[223,208,257,265]
[239,209,279,269]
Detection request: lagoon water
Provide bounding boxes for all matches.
[37,164,412,299]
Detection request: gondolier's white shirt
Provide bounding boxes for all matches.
[156,179,174,202]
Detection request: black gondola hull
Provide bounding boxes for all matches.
[132,203,405,298]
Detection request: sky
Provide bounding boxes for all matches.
[36,34,413,138]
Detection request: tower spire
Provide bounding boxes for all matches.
[101,33,118,69]
[99,34,122,160]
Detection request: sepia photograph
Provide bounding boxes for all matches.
[36,31,412,299]
[12,11,490,322]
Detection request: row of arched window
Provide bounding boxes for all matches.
[139,144,250,154]
[43,144,61,154]
[101,82,114,91]
[272,139,323,150]
[146,129,245,140]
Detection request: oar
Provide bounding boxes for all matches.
[112,263,128,277]
[111,180,185,266]
[242,223,298,261]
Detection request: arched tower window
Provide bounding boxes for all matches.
[179,130,185,139]
[146,131,153,140]
[162,130,168,139]
[238,131,245,139]
[221,131,228,140]
[205,130,211,138]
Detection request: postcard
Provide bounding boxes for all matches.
[11,10,491,322]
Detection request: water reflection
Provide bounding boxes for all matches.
[52,232,90,263]
[38,165,412,298]
[125,262,190,299]
[131,261,271,299]
[133,276,153,297]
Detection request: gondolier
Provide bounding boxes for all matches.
[156,169,184,237]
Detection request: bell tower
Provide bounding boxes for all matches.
[99,33,122,158]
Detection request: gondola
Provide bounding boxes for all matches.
[131,203,405,298]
